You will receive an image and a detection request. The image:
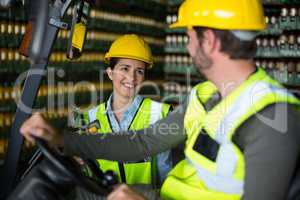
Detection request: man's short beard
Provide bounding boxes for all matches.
[192,44,213,74]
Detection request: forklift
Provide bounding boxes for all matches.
[0,0,117,199]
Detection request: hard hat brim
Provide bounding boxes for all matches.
[104,53,153,69]
[170,22,184,28]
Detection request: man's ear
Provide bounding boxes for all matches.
[187,28,201,57]
[106,67,113,81]
[189,28,200,45]
[203,29,220,53]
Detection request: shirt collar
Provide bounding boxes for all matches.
[106,94,144,131]
[106,94,143,113]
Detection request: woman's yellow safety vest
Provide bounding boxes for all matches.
[82,98,171,185]
[161,68,300,200]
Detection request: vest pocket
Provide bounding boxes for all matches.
[193,129,220,162]
[124,162,152,184]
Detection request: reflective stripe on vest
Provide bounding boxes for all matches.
[150,100,163,124]
[86,98,170,185]
[215,82,295,143]
[88,106,98,122]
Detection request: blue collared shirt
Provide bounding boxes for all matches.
[105,94,172,184]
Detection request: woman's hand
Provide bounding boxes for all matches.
[20,112,63,147]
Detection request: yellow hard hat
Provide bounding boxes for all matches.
[104,34,153,68]
[171,0,266,31]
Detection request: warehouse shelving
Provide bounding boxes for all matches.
[0,0,167,161]
[256,1,300,91]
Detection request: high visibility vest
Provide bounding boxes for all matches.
[161,68,300,200]
[82,98,171,185]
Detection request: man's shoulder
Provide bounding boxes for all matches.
[234,103,300,151]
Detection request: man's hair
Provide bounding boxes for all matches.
[194,27,257,60]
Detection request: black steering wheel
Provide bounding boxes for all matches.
[35,137,117,196]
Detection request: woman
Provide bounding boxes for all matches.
[75,34,172,188]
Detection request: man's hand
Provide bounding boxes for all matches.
[73,156,85,165]
[20,112,63,147]
[108,184,146,200]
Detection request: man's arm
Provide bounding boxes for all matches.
[63,102,188,162]
[233,104,300,200]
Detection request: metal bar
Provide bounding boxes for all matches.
[0,2,63,198]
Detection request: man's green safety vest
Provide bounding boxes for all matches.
[161,68,300,200]
[80,98,171,185]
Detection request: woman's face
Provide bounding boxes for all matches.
[107,58,146,99]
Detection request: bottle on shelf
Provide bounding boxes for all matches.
[288,34,296,57]
[270,38,279,57]
[0,22,7,47]
[256,38,262,57]
[7,22,14,48]
[296,35,300,57]
[280,8,289,30]
[290,7,297,29]
[287,61,296,85]
[279,34,289,56]
[296,62,300,85]
[297,8,300,30]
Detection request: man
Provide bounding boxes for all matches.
[21,0,300,199]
